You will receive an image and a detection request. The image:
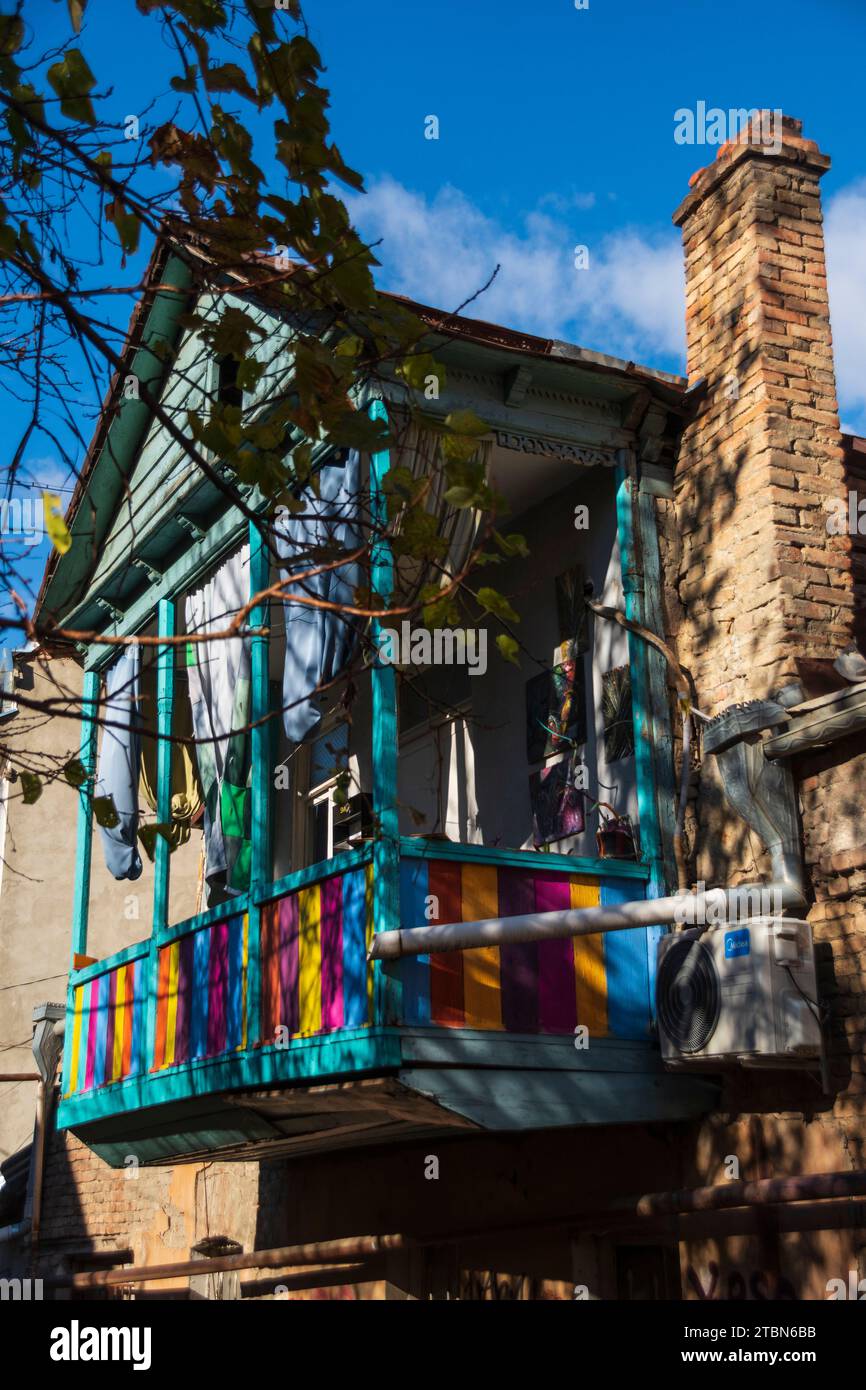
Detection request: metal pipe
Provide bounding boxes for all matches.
[621,1168,866,1218]
[71,1166,866,1290]
[30,1079,47,1246]
[240,1260,387,1297]
[72,1233,410,1290]
[369,881,807,960]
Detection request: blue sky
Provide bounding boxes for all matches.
[4,0,866,638]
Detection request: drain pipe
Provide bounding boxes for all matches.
[371,697,807,961]
[29,1004,65,1248]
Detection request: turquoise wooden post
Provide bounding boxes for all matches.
[246,517,270,1045]
[70,669,100,963]
[152,600,175,932]
[615,468,664,897]
[636,481,677,889]
[61,668,100,1097]
[145,601,175,1075]
[368,400,401,1024]
[615,466,667,1024]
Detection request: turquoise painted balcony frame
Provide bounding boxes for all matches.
[56,403,678,1137]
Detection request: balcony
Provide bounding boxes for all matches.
[57,836,717,1165]
[51,396,719,1164]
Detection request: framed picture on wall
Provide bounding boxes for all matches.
[602,663,635,762]
[529,755,585,846]
[525,654,587,763]
[555,564,589,654]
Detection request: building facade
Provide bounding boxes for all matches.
[1,112,864,1301]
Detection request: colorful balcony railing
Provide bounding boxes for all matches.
[258,863,374,1046]
[398,854,652,1039]
[153,911,250,1071]
[65,946,149,1097]
[59,843,654,1119]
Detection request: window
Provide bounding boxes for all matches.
[217,355,243,411]
[398,666,479,843]
[292,717,369,868]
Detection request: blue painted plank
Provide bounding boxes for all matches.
[93,972,110,1089]
[130,958,146,1078]
[342,868,368,1027]
[190,927,210,1059]
[226,915,244,1050]
[601,878,652,1039]
[399,857,430,1025]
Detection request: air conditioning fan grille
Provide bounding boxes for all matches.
[658,937,721,1053]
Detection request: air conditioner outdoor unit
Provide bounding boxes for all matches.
[656,918,822,1069]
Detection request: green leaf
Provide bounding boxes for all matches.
[20,772,42,804]
[0,15,24,57]
[43,492,72,554]
[477,586,520,624]
[105,200,140,256]
[46,50,97,125]
[63,758,88,788]
[138,823,175,862]
[443,485,476,509]
[493,530,530,559]
[445,408,489,437]
[496,634,521,666]
[93,796,119,829]
[203,62,257,103]
[397,353,446,394]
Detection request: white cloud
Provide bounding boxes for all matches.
[20,455,75,494]
[825,179,866,434]
[346,176,686,368]
[347,174,866,424]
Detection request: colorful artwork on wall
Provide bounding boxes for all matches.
[529,756,585,845]
[526,656,587,762]
[602,664,635,761]
[555,564,589,654]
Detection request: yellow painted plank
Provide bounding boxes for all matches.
[164,940,180,1067]
[67,985,84,1096]
[461,862,503,1030]
[112,965,126,1082]
[570,878,607,1036]
[298,884,322,1035]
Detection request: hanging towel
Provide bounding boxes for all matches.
[95,645,143,881]
[275,448,362,743]
[139,656,203,847]
[185,544,252,899]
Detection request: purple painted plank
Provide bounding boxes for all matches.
[84,978,99,1091]
[278,895,299,1036]
[498,868,539,1033]
[104,968,117,1082]
[207,920,229,1057]
[174,932,194,1065]
[534,873,577,1034]
[320,876,344,1030]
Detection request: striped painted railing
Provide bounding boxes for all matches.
[62,842,653,1102]
[398,850,653,1040]
[65,943,150,1097]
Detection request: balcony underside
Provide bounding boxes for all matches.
[61,1030,719,1167]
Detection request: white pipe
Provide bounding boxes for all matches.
[368,884,807,960]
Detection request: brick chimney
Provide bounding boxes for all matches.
[667,113,854,712]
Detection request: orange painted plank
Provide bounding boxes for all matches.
[460,862,503,1030]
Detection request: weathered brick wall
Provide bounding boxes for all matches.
[33,1118,272,1293]
[666,114,854,718]
[664,115,866,1298]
